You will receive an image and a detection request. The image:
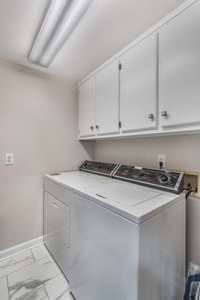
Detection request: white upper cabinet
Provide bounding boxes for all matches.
[95,60,120,135]
[78,1,200,140]
[79,78,95,137]
[120,34,158,133]
[159,2,200,128]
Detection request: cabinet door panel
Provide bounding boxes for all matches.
[159,2,200,128]
[95,61,119,135]
[79,79,95,137]
[44,192,71,272]
[120,34,157,132]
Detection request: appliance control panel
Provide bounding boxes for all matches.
[113,165,184,193]
[80,160,118,177]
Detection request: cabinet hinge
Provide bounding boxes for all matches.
[119,63,122,71]
[119,121,122,128]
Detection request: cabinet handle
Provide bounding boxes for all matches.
[148,113,154,121]
[90,126,94,131]
[96,125,99,130]
[161,111,168,119]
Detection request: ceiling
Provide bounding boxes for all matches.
[0,0,185,82]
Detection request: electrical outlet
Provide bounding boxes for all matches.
[158,154,166,168]
[5,153,14,166]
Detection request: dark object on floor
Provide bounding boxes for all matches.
[184,263,200,300]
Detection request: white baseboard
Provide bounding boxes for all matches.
[0,236,43,261]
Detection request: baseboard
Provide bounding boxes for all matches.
[0,236,43,261]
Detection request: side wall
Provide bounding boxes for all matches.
[0,61,94,251]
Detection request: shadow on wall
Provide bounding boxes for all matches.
[79,140,95,164]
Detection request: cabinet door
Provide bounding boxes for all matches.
[95,61,119,135]
[44,192,71,271]
[79,78,95,137]
[120,34,157,133]
[159,2,200,128]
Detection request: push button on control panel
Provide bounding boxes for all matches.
[113,165,184,194]
[80,160,118,177]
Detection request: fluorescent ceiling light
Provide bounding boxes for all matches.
[28,0,92,67]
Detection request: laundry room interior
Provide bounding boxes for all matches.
[1,0,200,299]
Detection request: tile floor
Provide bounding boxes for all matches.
[0,244,73,300]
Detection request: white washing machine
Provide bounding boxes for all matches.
[44,161,185,300]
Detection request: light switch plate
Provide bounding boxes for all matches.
[5,153,14,166]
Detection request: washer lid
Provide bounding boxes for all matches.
[46,171,182,224]
[83,179,181,223]
[84,180,161,207]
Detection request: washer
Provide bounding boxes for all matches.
[44,161,185,300]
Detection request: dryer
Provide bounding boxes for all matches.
[44,161,185,300]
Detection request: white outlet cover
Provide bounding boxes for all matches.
[5,153,14,165]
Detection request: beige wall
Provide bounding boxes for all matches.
[0,61,94,251]
[95,136,200,264]
[95,135,200,172]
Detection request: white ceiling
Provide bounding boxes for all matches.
[0,0,185,82]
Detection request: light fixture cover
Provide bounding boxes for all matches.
[29,0,92,67]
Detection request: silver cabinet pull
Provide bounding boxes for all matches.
[148,113,154,121]
[96,125,99,130]
[90,126,94,131]
[161,111,168,118]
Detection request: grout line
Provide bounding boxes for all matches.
[30,243,44,251]
[0,245,51,279]
[6,263,61,299]
[0,244,66,300]
[0,248,42,280]
[30,248,36,262]
[43,285,50,300]
[32,254,50,263]
[44,275,70,300]
[0,240,43,262]
[43,246,70,284]
[4,254,68,300]
[2,252,55,280]
[46,272,68,284]
[6,276,10,300]
[0,260,35,280]
[0,243,64,296]
[0,248,33,263]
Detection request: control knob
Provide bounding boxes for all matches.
[159,173,170,184]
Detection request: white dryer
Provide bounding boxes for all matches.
[44,161,185,300]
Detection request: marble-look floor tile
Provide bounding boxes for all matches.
[0,277,9,300]
[31,245,50,261]
[45,273,70,300]
[8,256,61,300]
[0,250,34,278]
[57,292,74,300]
[9,285,48,300]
